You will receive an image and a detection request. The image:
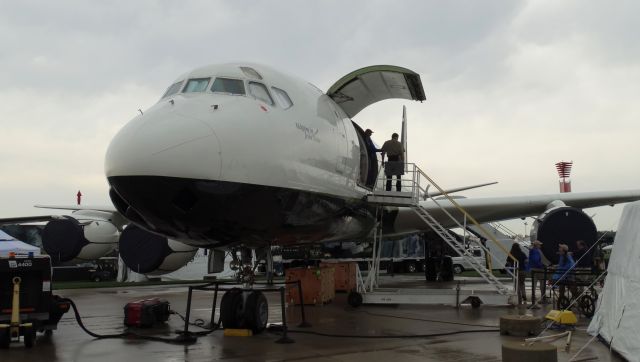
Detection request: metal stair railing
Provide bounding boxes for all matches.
[488,222,520,239]
[412,205,510,294]
[368,162,519,297]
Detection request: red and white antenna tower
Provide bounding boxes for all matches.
[555,161,573,193]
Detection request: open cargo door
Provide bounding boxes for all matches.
[327,65,426,118]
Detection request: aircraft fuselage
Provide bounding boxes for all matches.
[106,63,376,247]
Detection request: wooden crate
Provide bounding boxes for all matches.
[285,267,335,305]
[319,262,357,292]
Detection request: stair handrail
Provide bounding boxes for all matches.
[408,163,519,269]
[371,162,520,297]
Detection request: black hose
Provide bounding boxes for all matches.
[267,325,499,339]
[59,298,216,344]
[62,297,499,343]
[354,309,499,328]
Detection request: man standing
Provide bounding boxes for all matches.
[529,240,549,304]
[381,133,404,191]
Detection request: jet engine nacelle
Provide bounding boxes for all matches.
[529,201,597,264]
[43,217,119,263]
[119,225,198,275]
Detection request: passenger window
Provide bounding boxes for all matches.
[271,87,293,109]
[162,81,184,98]
[183,78,210,93]
[248,82,274,105]
[211,78,245,95]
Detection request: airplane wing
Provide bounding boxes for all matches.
[0,215,59,225]
[34,204,117,212]
[0,205,122,226]
[394,189,640,230]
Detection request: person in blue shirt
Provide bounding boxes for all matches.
[553,244,575,282]
[553,243,576,304]
[529,240,549,303]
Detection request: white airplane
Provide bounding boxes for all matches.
[3,62,640,333]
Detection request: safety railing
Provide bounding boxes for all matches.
[371,162,521,297]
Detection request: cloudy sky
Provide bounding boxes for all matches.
[0,0,638,234]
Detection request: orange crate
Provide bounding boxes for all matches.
[285,267,335,305]
[319,262,357,292]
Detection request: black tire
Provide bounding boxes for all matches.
[347,291,363,308]
[23,326,35,348]
[470,297,482,309]
[386,263,395,274]
[405,261,417,273]
[0,328,10,349]
[244,291,269,334]
[579,295,596,318]
[44,329,53,337]
[453,265,464,274]
[93,276,102,282]
[419,261,426,272]
[220,288,244,329]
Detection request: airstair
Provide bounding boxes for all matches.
[357,162,518,306]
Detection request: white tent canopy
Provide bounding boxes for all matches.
[588,201,640,361]
[0,230,41,257]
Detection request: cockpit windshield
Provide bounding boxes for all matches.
[162,81,183,98]
[183,78,210,93]
[211,78,245,95]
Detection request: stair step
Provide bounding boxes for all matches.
[410,205,512,296]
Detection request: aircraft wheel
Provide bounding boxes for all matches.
[0,328,10,349]
[220,288,244,329]
[244,291,268,334]
[405,261,417,273]
[347,291,363,308]
[470,297,482,309]
[23,326,35,348]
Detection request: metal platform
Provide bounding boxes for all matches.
[361,287,513,306]
[358,163,518,306]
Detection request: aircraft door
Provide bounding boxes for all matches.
[351,123,378,189]
[328,101,349,177]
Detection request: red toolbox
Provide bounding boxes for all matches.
[123,298,170,328]
[320,262,357,292]
[285,267,334,305]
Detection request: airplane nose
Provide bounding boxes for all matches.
[105,111,221,180]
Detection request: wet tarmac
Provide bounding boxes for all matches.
[2,276,623,362]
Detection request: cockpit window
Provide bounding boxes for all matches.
[240,66,263,80]
[271,87,293,109]
[248,82,274,105]
[183,78,210,93]
[162,81,183,98]
[211,78,245,95]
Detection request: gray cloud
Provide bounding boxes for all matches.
[0,0,638,233]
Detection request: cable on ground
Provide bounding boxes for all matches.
[60,298,218,344]
[267,324,498,339]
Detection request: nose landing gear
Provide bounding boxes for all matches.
[180,246,309,343]
[219,288,269,334]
